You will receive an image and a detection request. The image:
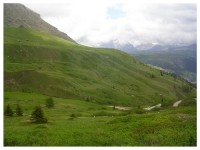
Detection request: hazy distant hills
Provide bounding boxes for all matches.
[100,39,196,52]
[141,43,197,51]
[4,3,76,43]
[100,40,197,84]
[132,48,197,84]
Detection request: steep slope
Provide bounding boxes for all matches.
[4,27,193,106]
[4,3,76,43]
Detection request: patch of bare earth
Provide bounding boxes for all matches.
[108,106,131,110]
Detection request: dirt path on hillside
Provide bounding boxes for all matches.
[143,104,162,111]
[173,100,182,107]
[108,106,131,110]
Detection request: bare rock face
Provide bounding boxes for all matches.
[4,3,76,43]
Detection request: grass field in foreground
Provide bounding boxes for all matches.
[4,92,196,146]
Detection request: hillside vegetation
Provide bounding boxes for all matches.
[4,27,193,106]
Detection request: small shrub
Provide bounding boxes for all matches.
[160,71,164,76]
[16,104,23,116]
[101,107,107,110]
[30,106,47,123]
[70,113,76,118]
[69,113,77,120]
[4,104,13,117]
[46,97,54,108]
[151,74,155,78]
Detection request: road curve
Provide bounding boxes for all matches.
[143,104,162,111]
[173,100,182,107]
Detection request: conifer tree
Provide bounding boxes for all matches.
[16,104,23,116]
[4,104,13,117]
[30,106,47,123]
[46,97,54,108]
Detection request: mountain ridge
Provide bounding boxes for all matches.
[4,3,76,43]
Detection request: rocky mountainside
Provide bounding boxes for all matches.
[4,3,76,43]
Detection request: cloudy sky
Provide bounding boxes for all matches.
[25,1,197,47]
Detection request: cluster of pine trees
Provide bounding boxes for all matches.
[4,97,55,124]
[4,104,23,117]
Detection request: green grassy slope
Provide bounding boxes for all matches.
[4,27,194,106]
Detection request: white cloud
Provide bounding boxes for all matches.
[24,1,196,47]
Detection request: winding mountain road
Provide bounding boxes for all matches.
[143,103,162,111]
[108,106,131,110]
[173,100,182,107]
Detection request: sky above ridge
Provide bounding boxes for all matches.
[25,1,196,47]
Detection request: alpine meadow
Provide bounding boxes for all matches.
[3,3,197,146]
